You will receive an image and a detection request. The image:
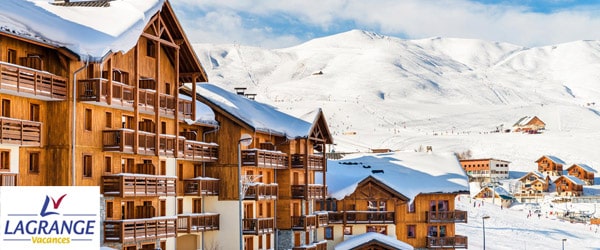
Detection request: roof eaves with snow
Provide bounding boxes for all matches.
[569,164,597,173]
[555,175,586,185]
[334,232,414,250]
[536,155,566,165]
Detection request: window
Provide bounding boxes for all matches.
[343,226,352,235]
[161,121,166,134]
[29,152,40,173]
[83,155,92,178]
[193,164,202,177]
[366,225,387,235]
[160,161,166,175]
[160,199,166,216]
[104,156,112,173]
[0,150,9,171]
[165,83,171,95]
[146,40,156,58]
[2,99,10,117]
[324,226,334,240]
[105,112,112,128]
[30,104,40,121]
[84,109,92,131]
[428,225,447,237]
[192,198,202,213]
[407,225,416,238]
[177,198,183,214]
[408,201,415,213]
[178,164,184,181]
[106,201,113,218]
[7,49,16,64]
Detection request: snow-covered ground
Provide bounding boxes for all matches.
[192,30,600,249]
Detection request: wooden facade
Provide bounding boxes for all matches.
[553,175,584,197]
[512,116,545,133]
[517,172,549,192]
[535,155,564,177]
[566,164,595,185]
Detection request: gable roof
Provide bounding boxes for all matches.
[335,232,413,250]
[473,186,513,200]
[323,151,470,201]
[182,83,332,141]
[513,116,545,127]
[568,164,597,173]
[518,171,547,182]
[535,155,566,165]
[554,175,586,185]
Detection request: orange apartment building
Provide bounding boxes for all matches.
[554,175,585,197]
[566,164,596,185]
[459,158,510,181]
[321,152,469,250]
[535,155,565,177]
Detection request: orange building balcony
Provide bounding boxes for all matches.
[427,235,468,249]
[291,214,317,231]
[0,61,67,100]
[0,173,17,186]
[180,140,218,162]
[178,99,193,120]
[291,154,325,170]
[291,184,326,199]
[183,177,220,196]
[245,183,278,200]
[177,213,220,233]
[103,217,176,244]
[426,210,468,223]
[292,241,327,250]
[102,174,176,197]
[102,129,158,155]
[159,94,176,116]
[328,211,395,224]
[242,217,274,235]
[0,117,41,146]
[316,212,328,227]
[138,88,156,112]
[242,149,288,169]
[77,79,134,108]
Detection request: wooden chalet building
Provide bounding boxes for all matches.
[459,158,510,181]
[180,83,333,250]
[472,186,514,208]
[566,164,596,185]
[321,152,470,250]
[512,116,545,133]
[535,155,565,177]
[515,172,548,202]
[554,175,585,197]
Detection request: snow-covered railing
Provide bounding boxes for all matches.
[0,117,41,146]
[426,210,468,223]
[138,89,156,112]
[427,235,468,249]
[102,174,176,197]
[137,131,157,155]
[182,140,218,162]
[327,211,395,224]
[245,183,278,200]
[103,217,177,244]
[242,217,274,235]
[183,178,220,196]
[159,94,176,116]
[0,61,67,100]
[291,184,326,199]
[0,173,17,186]
[242,149,289,169]
[291,214,317,231]
[178,98,193,120]
[177,213,220,233]
[291,154,325,170]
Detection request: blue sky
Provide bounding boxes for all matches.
[171,0,600,49]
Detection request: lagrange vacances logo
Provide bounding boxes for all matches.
[0,186,100,250]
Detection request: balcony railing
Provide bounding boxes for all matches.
[291,214,317,231]
[242,149,288,169]
[158,134,179,157]
[177,213,220,233]
[427,235,468,249]
[245,183,278,200]
[328,211,395,224]
[0,117,41,146]
[316,212,328,227]
[0,173,17,186]
[291,184,326,199]
[242,218,274,235]
[292,241,327,250]
[102,129,134,153]
[0,61,67,100]
[181,140,219,162]
[103,217,177,244]
[159,94,176,116]
[102,174,176,197]
[178,99,193,120]
[183,178,220,196]
[426,210,468,223]
[138,89,156,112]
[137,131,157,155]
[291,154,325,170]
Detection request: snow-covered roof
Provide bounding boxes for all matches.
[555,175,586,185]
[179,93,218,126]
[519,171,547,181]
[323,152,470,201]
[513,116,544,127]
[335,232,413,250]
[182,83,315,139]
[536,155,566,165]
[569,163,597,173]
[1,0,164,62]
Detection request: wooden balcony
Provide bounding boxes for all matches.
[242,217,274,235]
[292,241,327,250]
[427,235,468,249]
[183,177,220,196]
[102,129,157,155]
[103,217,176,244]
[0,173,17,186]
[158,134,179,157]
[291,214,317,231]
[328,211,395,224]
[159,94,176,116]
[102,174,176,197]
[0,61,67,100]
[245,183,278,200]
[178,99,193,120]
[137,131,157,155]
[291,154,325,171]
[316,212,328,227]
[291,184,326,199]
[0,117,41,146]
[138,89,156,113]
[426,210,468,223]
[242,149,288,169]
[181,140,218,162]
[77,79,134,108]
[177,213,219,233]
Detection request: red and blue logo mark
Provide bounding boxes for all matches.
[39,194,67,217]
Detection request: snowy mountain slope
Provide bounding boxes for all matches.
[191,29,600,174]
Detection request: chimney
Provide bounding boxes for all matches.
[234,87,247,95]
